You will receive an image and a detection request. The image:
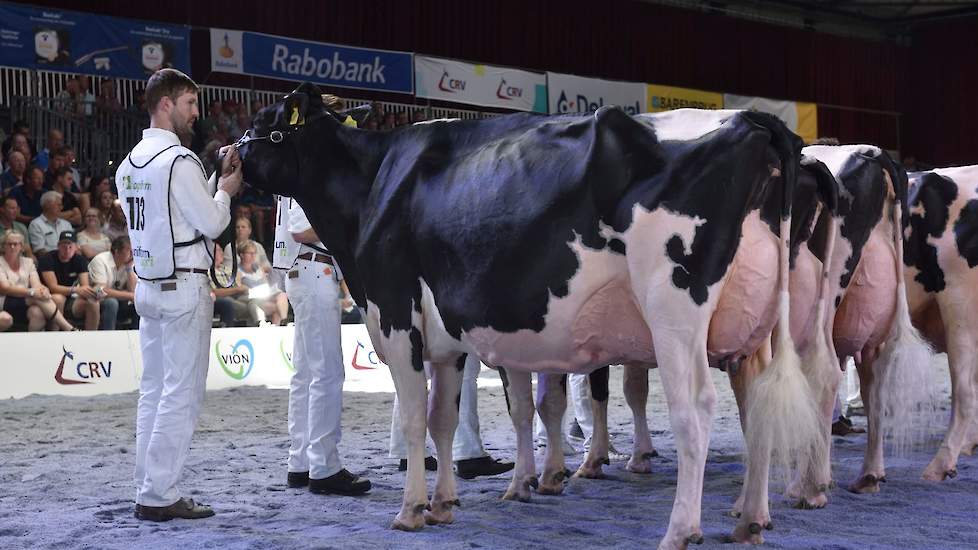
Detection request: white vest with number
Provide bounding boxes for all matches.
[272,195,302,270]
[116,136,207,280]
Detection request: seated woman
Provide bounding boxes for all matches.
[0,232,76,331]
[223,216,270,271]
[77,208,111,260]
[98,191,128,242]
[238,241,288,326]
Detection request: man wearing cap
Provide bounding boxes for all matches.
[37,229,99,330]
[28,191,73,256]
[116,68,242,522]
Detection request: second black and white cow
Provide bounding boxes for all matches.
[238,84,821,549]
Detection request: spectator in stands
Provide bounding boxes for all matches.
[7,134,34,166]
[98,191,128,242]
[61,146,82,193]
[1,150,27,193]
[1,120,34,161]
[234,103,251,141]
[396,111,410,127]
[56,77,85,117]
[223,216,270,271]
[370,102,385,123]
[9,167,45,223]
[43,148,68,189]
[83,174,112,217]
[210,244,250,327]
[77,75,96,116]
[225,100,243,139]
[38,230,99,330]
[0,197,34,259]
[251,100,264,114]
[28,191,73,256]
[412,110,427,123]
[382,112,396,130]
[88,235,137,330]
[96,79,123,114]
[34,129,65,171]
[238,241,288,325]
[200,139,223,178]
[48,167,82,226]
[78,208,111,259]
[128,90,147,115]
[363,119,379,131]
[0,232,76,332]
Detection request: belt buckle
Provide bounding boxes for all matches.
[161,282,177,292]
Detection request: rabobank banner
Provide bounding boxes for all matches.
[210,27,413,94]
[723,93,819,143]
[0,2,190,79]
[547,72,646,115]
[415,56,547,113]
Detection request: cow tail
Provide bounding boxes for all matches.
[742,113,825,486]
[872,152,936,454]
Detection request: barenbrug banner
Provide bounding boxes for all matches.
[415,55,547,113]
[647,84,723,113]
[723,93,819,143]
[210,27,413,94]
[547,72,646,115]
[0,2,190,79]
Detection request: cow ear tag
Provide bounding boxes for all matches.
[289,106,304,126]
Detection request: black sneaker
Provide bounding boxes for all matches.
[455,455,515,480]
[398,456,438,471]
[135,498,215,522]
[287,471,309,488]
[309,469,371,496]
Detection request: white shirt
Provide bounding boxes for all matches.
[142,129,231,270]
[28,215,73,254]
[88,250,133,290]
[287,201,325,250]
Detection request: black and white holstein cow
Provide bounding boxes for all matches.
[237,83,822,549]
[904,165,978,481]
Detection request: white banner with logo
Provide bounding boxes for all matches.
[723,93,819,143]
[1,325,500,399]
[547,72,646,115]
[415,55,547,113]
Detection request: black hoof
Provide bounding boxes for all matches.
[643,450,659,459]
[764,521,773,531]
[947,469,957,479]
[748,522,762,535]
[601,457,610,466]
[561,468,573,480]
[685,533,704,545]
[451,499,461,508]
[528,477,539,489]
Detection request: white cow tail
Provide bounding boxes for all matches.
[873,156,936,454]
[742,115,825,486]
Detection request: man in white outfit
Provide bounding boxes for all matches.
[389,354,515,479]
[274,188,370,495]
[117,68,242,521]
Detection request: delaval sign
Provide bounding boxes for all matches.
[210,28,413,94]
[415,56,547,112]
[547,72,646,115]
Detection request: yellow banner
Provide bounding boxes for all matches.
[795,102,818,144]
[647,84,723,113]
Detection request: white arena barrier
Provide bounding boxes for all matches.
[0,324,500,399]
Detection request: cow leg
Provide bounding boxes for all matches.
[654,329,715,549]
[389,366,430,531]
[923,323,977,481]
[537,373,572,495]
[425,360,464,525]
[624,363,658,474]
[726,351,760,522]
[849,347,886,493]
[785,350,840,508]
[576,366,611,479]
[500,368,538,502]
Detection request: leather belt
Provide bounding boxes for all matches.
[174,268,209,274]
[297,252,333,266]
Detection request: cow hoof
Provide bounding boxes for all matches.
[574,461,607,479]
[794,491,829,509]
[731,522,764,545]
[685,532,705,545]
[962,444,977,457]
[626,452,656,474]
[848,474,883,494]
[537,469,571,495]
[424,499,458,526]
[923,458,956,481]
[764,521,773,531]
[502,475,537,502]
[391,513,425,531]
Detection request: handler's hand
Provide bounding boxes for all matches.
[218,145,243,197]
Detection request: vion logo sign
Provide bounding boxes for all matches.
[214,339,255,380]
[54,346,112,385]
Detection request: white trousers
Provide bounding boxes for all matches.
[389,353,487,461]
[134,273,213,507]
[285,259,344,479]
